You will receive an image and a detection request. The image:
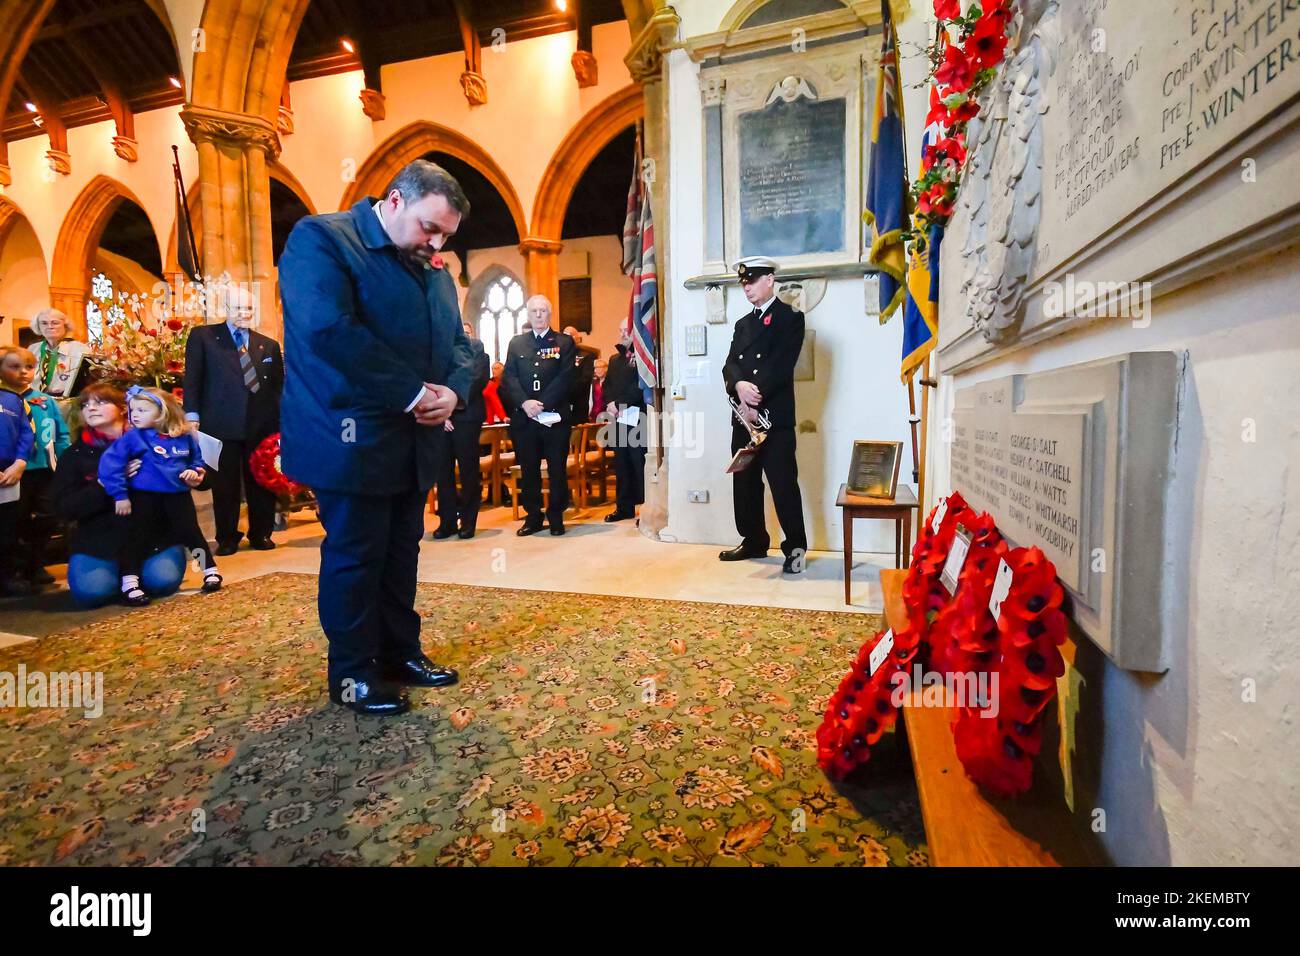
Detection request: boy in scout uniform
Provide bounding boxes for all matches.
[500,294,575,536]
[721,256,809,573]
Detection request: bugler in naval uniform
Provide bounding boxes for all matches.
[720,256,809,573]
[499,294,576,536]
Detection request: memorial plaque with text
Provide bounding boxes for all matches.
[949,353,1179,672]
[738,96,846,257]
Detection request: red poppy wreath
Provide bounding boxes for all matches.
[249,432,306,497]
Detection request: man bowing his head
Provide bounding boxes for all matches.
[280,159,475,716]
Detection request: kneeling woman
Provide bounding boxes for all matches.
[53,384,189,608]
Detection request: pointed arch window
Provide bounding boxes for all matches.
[476,271,527,364]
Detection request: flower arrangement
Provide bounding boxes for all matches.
[83,273,199,391]
[908,0,1016,241]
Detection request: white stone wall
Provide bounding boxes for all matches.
[931,244,1300,865]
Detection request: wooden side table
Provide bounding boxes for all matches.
[836,483,919,605]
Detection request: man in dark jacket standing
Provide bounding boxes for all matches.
[183,284,283,554]
[601,328,647,523]
[433,322,490,539]
[279,159,475,716]
[500,295,574,536]
[720,256,808,574]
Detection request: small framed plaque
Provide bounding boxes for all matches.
[846,440,903,498]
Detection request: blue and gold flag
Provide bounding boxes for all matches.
[864,0,908,324]
[901,221,941,382]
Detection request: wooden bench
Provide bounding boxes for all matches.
[880,568,1105,866]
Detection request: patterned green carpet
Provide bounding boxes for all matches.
[0,573,927,866]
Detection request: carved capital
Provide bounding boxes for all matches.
[0,163,11,188]
[519,237,563,257]
[112,135,138,162]
[625,6,680,83]
[46,149,71,176]
[277,105,294,135]
[571,50,599,88]
[700,75,725,107]
[180,105,282,159]
[359,88,386,121]
[460,71,487,107]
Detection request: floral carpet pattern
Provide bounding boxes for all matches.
[0,573,928,866]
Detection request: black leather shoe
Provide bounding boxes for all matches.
[549,522,566,535]
[382,655,459,688]
[431,526,457,540]
[215,541,240,557]
[329,679,411,716]
[517,521,545,536]
[782,548,808,574]
[458,528,476,539]
[719,544,767,561]
[249,537,276,551]
[604,510,635,523]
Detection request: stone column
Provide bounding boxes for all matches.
[624,6,680,539]
[519,237,563,310]
[180,105,282,340]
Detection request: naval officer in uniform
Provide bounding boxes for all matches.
[500,294,576,536]
[720,256,809,573]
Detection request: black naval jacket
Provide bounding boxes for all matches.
[499,327,577,426]
[722,296,805,429]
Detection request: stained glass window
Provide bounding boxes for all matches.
[476,272,526,364]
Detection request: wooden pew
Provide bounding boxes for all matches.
[880,568,1104,866]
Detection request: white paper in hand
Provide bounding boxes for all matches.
[0,480,18,504]
[536,411,561,427]
[196,431,223,470]
[617,406,640,427]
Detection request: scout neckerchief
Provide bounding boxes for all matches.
[38,341,59,389]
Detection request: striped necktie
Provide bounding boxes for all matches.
[236,331,260,393]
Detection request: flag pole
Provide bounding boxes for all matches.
[918,354,932,520]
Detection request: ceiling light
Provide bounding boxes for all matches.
[24,102,37,112]
[555,0,568,11]
[169,76,182,89]
[341,38,355,53]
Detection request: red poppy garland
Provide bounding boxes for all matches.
[816,493,975,780]
[249,432,306,497]
[951,546,1068,797]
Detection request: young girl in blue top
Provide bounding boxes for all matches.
[98,385,222,604]
[0,353,35,597]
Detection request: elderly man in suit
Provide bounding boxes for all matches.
[183,284,284,554]
[432,322,491,540]
[501,296,575,536]
[721,256,808,574]
[279,159,476,716]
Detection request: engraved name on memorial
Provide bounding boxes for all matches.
[950,352,1180,672]
[940,0,1300,370]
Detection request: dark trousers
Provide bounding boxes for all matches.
[314,487,426,688]
[15,468,58,575]
[124,490,215,576]
[211,438,276,546]
[510,419,571,525]
[731,424,807,557]
[0,499,19,580]
[435,419,484,532]
[611,427,646,514]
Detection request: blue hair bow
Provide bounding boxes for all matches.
[126,385,164,410]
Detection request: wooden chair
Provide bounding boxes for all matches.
[504,424,589,520]
[581,421,615,504]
